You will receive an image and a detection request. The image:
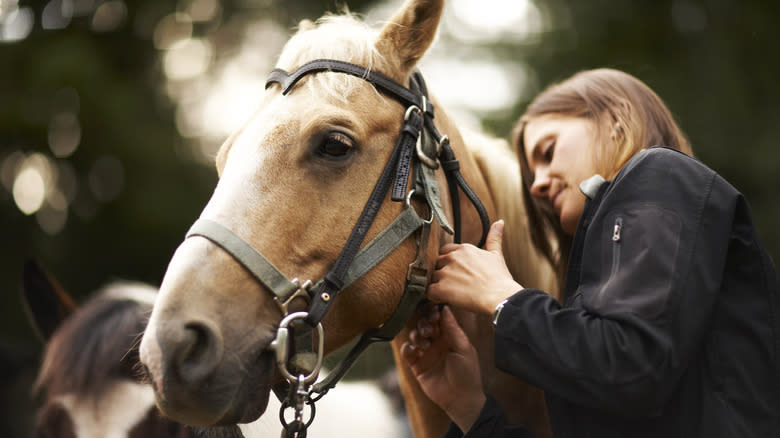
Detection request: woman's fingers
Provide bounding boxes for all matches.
[409,328,431,350]
[440,306,471,353]
[438,243,462,255]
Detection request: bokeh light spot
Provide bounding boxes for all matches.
[41,0,73,30]
[153,12,192,50]
[187,0,219,22]
[163,37,213,80]
[0,6,34,42]
[88,155,124,202]
[91,0,127,32]
[13,153,56,215]
[48,112,81,158]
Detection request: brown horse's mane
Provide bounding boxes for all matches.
[35,282,154,401]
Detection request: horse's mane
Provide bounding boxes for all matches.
[35,281,157,401]
[275,12,385,103]
[460,129,559,296]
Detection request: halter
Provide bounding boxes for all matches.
[185,59,490,437]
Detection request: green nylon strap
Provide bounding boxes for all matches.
[187,218,300,302]
[312,270,428,399]
[419,123,453,235]
[340,206,426,290]
[186,206,425,304]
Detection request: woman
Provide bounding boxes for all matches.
[402,68,779,437]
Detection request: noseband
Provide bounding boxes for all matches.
[185,59,490,437]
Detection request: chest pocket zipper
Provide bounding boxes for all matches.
[610,216,623,277]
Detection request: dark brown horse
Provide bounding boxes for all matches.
[22,260,195,438]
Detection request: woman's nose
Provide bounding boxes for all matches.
[529,166,550,199]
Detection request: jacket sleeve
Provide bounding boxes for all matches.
[494,148,738,417]
[442,396,532,438]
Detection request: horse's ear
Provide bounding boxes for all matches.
[376,0,444,74]
[21,259,78,341]
[298,18,316,32]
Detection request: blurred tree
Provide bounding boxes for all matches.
[484,0,780,264]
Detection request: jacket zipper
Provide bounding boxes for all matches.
[610,216,623,277]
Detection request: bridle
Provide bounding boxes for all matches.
[184,59,490,437]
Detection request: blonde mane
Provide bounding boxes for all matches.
[460,129,558,296]
[275,13,385,104]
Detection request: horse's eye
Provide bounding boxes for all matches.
[318,132,353,158]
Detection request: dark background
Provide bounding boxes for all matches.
[2,0,778,436]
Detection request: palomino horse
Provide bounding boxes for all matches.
[140,0,557,437]
[22,260,408,438]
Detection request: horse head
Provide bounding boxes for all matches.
[22,260,194,438]
[139,0,490,428]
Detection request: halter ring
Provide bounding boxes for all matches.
[405,190,434,224]
[270,311,325,384]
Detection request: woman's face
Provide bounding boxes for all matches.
[522,115,599,236]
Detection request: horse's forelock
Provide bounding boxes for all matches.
[275,12,388,104]
[35,287,154,401]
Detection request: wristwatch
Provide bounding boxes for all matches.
[491,299,509,327]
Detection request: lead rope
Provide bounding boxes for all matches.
[270,312,325,438]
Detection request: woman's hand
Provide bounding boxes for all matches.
[428,220,523,315]
[402,306,486,432]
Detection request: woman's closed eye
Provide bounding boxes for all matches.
[541,140,555,163]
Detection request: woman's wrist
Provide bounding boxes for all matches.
[481,285,521,316]
[447,392,487,433]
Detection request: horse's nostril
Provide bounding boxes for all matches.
[174,320,224,385]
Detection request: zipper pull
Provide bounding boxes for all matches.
[612,218,622,242]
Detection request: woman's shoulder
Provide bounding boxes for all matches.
[620,146,712,181]
[607,146,740,214]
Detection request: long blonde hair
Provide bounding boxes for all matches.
[513,68,692,285]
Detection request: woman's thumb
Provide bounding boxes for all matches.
[485,220,504,255]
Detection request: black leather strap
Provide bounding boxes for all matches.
[266,59,434,114]
[411,72,491,248]
[305,110,424,326]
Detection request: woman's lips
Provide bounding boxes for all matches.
[551,190,562,214]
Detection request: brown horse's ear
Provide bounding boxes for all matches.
[21,259,78,342]
[375,0,444,75]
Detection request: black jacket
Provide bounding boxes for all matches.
[450,147,780,437]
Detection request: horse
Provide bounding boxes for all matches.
[139,0,558,437]
[22,260,409,438]
[22,260,195,438]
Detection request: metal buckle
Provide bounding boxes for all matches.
[274,278,313,316]
[404,104,421,121]
[405,189,433,225]
[416,133,439,169]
